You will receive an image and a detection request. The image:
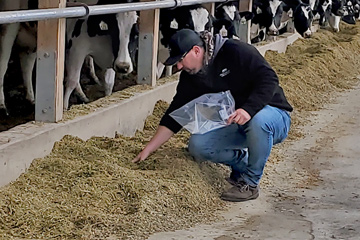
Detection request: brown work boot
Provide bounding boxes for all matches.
[221,181,259,202]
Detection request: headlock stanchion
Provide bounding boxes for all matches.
[0,0,227,24]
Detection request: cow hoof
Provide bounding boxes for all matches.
[80,97,90,104]
[28,99,35,105]
[104,89,112,96]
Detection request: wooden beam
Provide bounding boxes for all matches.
[137,0,159,86]
[238,0,252,43]
[203,3,215,16]
[35,0,65,122]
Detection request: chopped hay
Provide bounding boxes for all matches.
[265,23,360,140]
[0,101,227,240]
[1,22,360,239]
[62,74,180,122]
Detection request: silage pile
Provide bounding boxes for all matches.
[1,22,360,239]
[0,102,228,239]
[265,23,360,139]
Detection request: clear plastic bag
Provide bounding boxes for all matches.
[169,90,235,134]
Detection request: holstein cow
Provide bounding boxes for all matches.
[250,0,290,43]
[251,0,320,42]
[213,1,254,39]
[65,0,139,109]
[267,0,291,35]
[0,0,138,113]
[314,0,354,31]
[341,0,357,24]
[283,0,315,38]
[0,0,38,116]
[157,5,213,77]
[352,0,360,19]
[159,5,213,48]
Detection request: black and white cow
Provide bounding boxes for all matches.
[251,0,319,42]
[314,0,353,31]
[283,0,315,37]
[159,5,213,48]
[157,5,213,77]
[250,0,290,43]
[0,0,38,116]
[341,0,357,24]
[213,1,254,39]
[267,0,292,35]
[293,1,315,37]
[352,0,360,19]
[0,0,139,112]
[64,0,138,109]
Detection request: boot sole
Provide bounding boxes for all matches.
[220,192,259,202]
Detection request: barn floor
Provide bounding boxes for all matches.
[1,22,360,239]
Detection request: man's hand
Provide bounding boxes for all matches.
[131,126,174,163]
[132,150,150,163]
[227,108,251,125]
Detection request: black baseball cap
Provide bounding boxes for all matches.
[164,29,203,66]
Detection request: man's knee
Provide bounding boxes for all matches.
[188,134,204,158]
[188,135,216,161]
[245,114,269,136]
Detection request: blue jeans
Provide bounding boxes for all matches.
[188,105,291,186]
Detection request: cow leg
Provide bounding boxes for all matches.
[74,82,89,102]
[156,62,172,78]
[165,65,172,76]
[64,53,89,110]
[84,55,101,85]
[328,14,341,32]
[156,62,165,79]
[0,23,20,115]
[19,51,36,104]
[103,68,115,96]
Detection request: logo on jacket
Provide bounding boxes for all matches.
[220,68,230,77]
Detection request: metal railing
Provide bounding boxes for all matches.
[0,0,227,24]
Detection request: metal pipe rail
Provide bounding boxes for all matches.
[0,0,226,24]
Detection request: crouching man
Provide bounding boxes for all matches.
[132,29,292,202]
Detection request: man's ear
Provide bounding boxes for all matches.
[193,45,202,55]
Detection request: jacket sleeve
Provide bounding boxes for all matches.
[234,43,278,117]
[159,72,198,133]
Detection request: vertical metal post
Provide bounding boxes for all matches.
[137,0,159,86]
[238,0,252,43]
[35,0,65,122]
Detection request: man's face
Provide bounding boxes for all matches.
[176,46,204,75]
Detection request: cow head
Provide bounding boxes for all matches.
[175,6,213,32]
[353,0,360,19]
[267,0,289,35]
[341,0,357,24]
[252,0,289,36]
[159,5,213,47]
[293,3,315,37]
[282,0,315,37]
[214,2,254,39]
[113,11,138,74]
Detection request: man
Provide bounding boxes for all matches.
[132,29,292,202]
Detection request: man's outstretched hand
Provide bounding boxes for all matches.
[132,150,150,163]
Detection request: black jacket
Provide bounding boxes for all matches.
[160,38,293,133]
